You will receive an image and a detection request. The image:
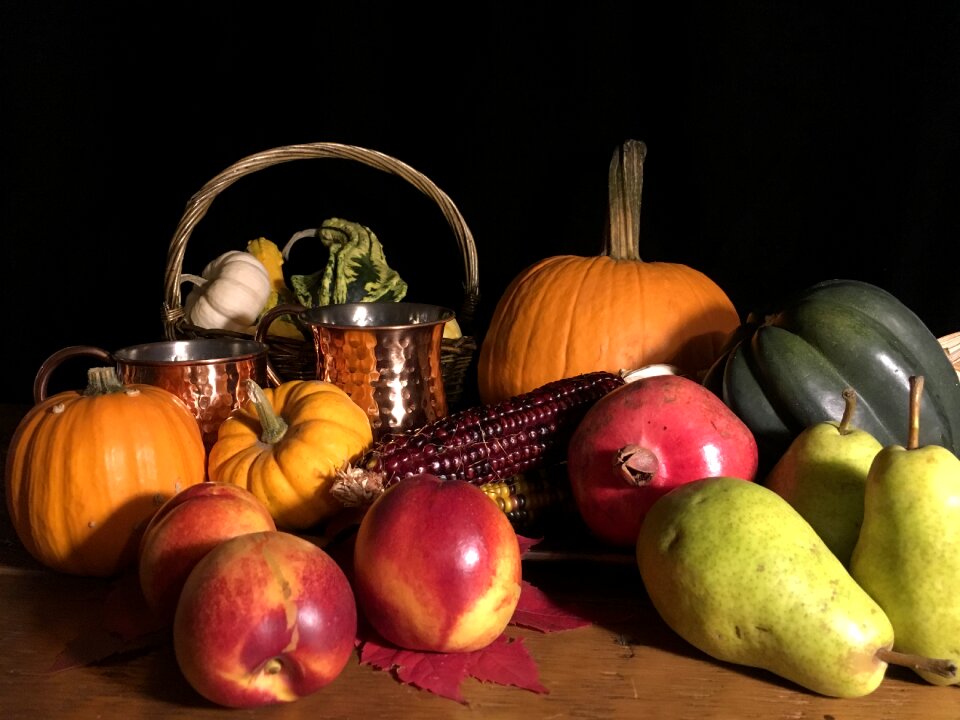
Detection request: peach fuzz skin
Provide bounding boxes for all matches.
[138,482,277,624]
[353,474,522,653]
[173,531,357,709]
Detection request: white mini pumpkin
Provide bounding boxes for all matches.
[182,251,272,333]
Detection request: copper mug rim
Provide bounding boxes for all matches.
[255,302,455,387]
[112,338,268,366]
[33,338,269,404]
[295,302,455,330]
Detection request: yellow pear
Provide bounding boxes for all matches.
[765,388,882,566]
[851,375,960,685]
[638,476,954,697]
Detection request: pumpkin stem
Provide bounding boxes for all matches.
[244,379,289,444]
[605,139,646,261]
[82,367,127,396]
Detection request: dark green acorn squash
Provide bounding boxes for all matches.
[703,279,960,473]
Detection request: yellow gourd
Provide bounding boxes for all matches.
[246,237,305,340]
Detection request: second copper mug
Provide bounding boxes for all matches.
[257,302,452,440]
[33,338,269,451]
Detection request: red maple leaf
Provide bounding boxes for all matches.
[46,572,168,673]
[355,574,589,702]
[510,580,592,633]
[516,533,542,555]
[357,631,548,703]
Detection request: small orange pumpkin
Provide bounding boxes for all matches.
[207,379,374,529]
[4,367,206,577]
[478,140,741,404]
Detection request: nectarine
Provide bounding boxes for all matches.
[173,530,357,708]
[352,474,522,653]
[138,482,277,623]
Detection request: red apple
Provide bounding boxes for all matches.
[568,373,758,548]
[352,474,522,653]
[138,482,277,624]
[173,530,357,708]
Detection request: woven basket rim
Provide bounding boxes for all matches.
[939,332,960,376]
[160,142,480,340]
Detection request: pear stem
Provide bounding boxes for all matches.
[907,375,923,451]
[875,646,957,679]
[838,387,857,435]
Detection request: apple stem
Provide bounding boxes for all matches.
[615,444,659,486]
[907,376,923,451]
[243,379,289,445]
[838,387,857,435]
[875,646,957,679]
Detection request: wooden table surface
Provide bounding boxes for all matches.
[1,402,958,719]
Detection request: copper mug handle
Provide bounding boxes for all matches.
[33,345,113,403]
[254,303,313,386]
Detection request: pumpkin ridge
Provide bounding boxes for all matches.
[634,257,650,368]
[13,410,53,563]
[559,256,603,381]
[253,449,311,528]
[671,263,740,362]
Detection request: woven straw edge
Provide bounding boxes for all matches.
[939,332,960,379]
[160,142,480,338]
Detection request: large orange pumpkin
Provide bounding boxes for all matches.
[5,367,206,577]
[478,140,741,404]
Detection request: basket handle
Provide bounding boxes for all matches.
[161,142,480,339]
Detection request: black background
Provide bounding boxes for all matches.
[3,2,958,406]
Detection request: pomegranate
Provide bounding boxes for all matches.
[567,373,758,548]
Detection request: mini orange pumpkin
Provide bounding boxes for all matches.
[477,140,741,404]
[207,379,374,529]
[4,367,206,577]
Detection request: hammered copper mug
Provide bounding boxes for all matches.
[33,338,269,451]
[257,302,452,440]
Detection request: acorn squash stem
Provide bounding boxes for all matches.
[244,379,288,444]
[83,367,127,396]
[605,139,646,261]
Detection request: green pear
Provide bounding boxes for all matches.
[638,476,901,698]
[851,375,960,686]
[765,388,883,567]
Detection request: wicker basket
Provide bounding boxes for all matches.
[160,142,480,406]
[940,332,960,380]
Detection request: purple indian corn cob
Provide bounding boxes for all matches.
[358,370,625,490]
